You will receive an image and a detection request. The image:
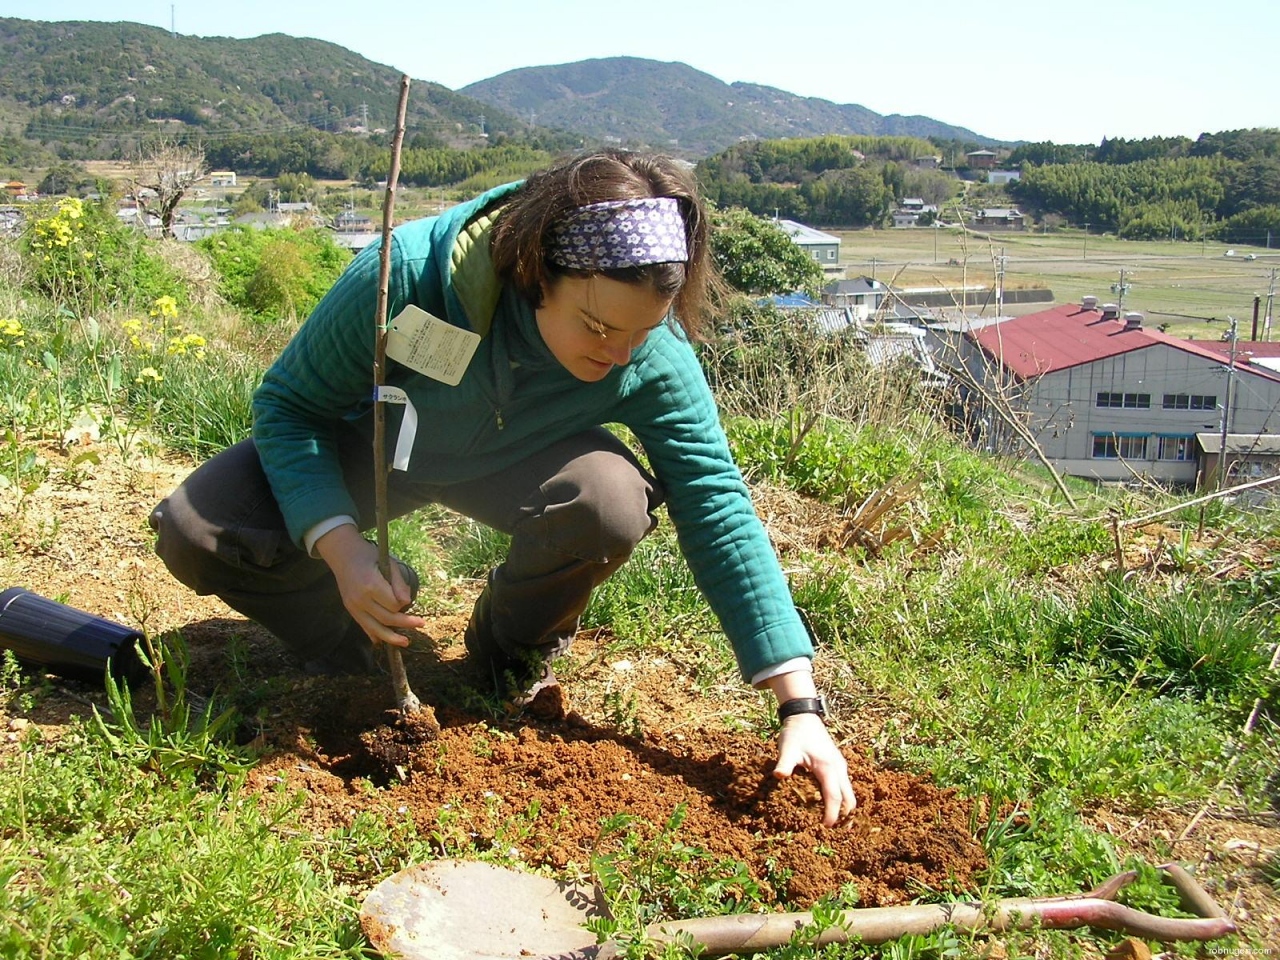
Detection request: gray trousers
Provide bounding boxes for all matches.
[149,425,664,667]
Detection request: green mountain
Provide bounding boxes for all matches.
[461,57,993,157]
[0,17,524,147]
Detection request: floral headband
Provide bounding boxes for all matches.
[547,197,689,270]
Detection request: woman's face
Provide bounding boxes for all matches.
[536,275,673,382]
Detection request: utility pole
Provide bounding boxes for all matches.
[1111,268,1132,312]
[1265,268,1277,341]
[1082,223,1090,260]
[360,103,369,129]
[1217,315,1239,490]
[995,247,1007,316]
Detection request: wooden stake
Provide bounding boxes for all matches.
[373,75,420,715]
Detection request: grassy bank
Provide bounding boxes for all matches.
[0,223,1277,958]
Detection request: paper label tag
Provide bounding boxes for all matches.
[385,304,480,387]
[373,385,417,471]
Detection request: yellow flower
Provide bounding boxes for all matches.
[150,296,179,320]
[136,367,163,384]
[0,317,25,348]
[167,333,207,357]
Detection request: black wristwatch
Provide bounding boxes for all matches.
[778,696,827,721]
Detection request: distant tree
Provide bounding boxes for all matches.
[1219,205,1280,246]
[901,168,958,206]
[275,172,320,205]
[1007,141,1095,166]
[710,206,824,298]
[1095,135,1192,165]
[37,161,92,196]
[1217,157,1280,217]
[128,139,208,238]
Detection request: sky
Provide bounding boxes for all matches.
[8,1,1279,145]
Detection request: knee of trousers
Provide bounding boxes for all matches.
[534,452,659,562]
[148,489,243,597]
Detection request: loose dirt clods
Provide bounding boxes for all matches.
[256,669,987,908]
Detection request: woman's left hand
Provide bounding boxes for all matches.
[773,713,857,827]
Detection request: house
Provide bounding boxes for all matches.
[333,232,378,250]
[972,208,1025,230]
[763,296,944,385]
[822,277,888,321]
[914,155,943,169]
[1196,433,1280,484]
[965,150,998,169]
[4,181,28,198]
[936,298,1280,484]
[0,206,22,235]
[775,218,841,270]
[209,171,237,187]
[334,209,374,232]
[987,170,1022,185]
[893,199,939,228]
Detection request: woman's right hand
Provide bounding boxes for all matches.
[315,524,426,647]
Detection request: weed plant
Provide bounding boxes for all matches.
[0,726,378,957]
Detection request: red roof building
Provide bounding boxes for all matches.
[943,301,1280,485]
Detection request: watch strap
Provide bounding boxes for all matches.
[778,696,827,720]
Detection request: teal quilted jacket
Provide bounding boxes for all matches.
[252,183,813,679]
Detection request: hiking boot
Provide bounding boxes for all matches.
[464,585,565,720]
[507,665,565,721]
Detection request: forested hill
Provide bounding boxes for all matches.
[0,18,525,148]
[460,57,993,158]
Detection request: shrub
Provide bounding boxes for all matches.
[20,197,185,314]
[197,225,350,322]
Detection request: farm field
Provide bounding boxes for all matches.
[835,226,1280,340]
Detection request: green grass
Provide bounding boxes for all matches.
[1,225,1275,959]
[0,723,385,957]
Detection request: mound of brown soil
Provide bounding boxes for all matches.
[245,659,986,909]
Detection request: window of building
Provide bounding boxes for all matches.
[1096,392,1150,409]
[827,250,836,260]
[811,251,821,261]
[1157,436,1195,461]
[1162,393,1217,410]
[1092,433,1148,459]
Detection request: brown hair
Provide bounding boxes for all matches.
[490,150,719,341]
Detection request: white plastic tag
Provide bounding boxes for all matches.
[385,304,480,386]
[373,385,417,471]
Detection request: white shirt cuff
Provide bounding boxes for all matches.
[303,516,358,557]
[751,657,813,687]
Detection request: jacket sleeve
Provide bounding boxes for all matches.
[251,236,412,546]
[621,332,814,681]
